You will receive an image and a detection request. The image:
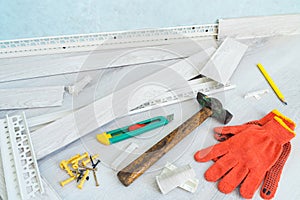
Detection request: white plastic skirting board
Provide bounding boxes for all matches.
[0,172,61,200]
[35,177,62,200]
[0,151,7,200]
[0,24,218,58]
[1,15,298,84]
[31,47,219,160]
[0,39,216,83]
[129,79,235,115]
[0,86,65,110]
[0,113,43,200]
[27,77,235,131]
[25,48,215,129]
[218,14,300,41]
[200,37,248,84]
[27,109,75,129]
[1,14,298,59]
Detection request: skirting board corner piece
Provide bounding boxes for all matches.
[156,163,198,194]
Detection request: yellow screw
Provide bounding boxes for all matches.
[60,175,77,187]
[59,160,74,177]
[71,152,89,169]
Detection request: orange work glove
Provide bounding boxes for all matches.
[214,109,295,141]
[213,110,295,199]
[261,142,291,199]
[194,116,295,199]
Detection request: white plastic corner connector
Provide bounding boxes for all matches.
[244,89,269,100]
[66,75,92,96]
[156,163,198,194]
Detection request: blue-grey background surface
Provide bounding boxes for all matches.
[0,0,299,40]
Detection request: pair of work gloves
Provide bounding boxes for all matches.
[194,110,296,199]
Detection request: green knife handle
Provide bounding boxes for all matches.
[109,116,169,144]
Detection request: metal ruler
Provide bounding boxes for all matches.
[0,24,217,58]
[0,113,44,200]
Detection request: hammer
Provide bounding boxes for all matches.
[117,92,233,186]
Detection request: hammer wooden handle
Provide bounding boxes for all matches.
[117,107,213,186]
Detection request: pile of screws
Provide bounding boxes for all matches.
[59,152,101,189]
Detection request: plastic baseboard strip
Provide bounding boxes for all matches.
[0,24,218,58]
[0,86,65,110]
[0,112,44,200]
[1,14,298,59]
[218,14,300,41]
[129,78,236,115]
[0,151,7,200]
[27,79,235,131]
[0,39,216,83]
[200,37,248,84]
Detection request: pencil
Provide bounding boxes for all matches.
[256,63,287,105]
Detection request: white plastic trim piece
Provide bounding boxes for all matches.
[0,24,218,58]
[34,177,62,200]
[200,37,248,84]
[158,162,199,193]
[0,39,215,84]
[111,142,139,170]
[129,78,236,114]
[66,75,92,96]
[27,109,73,128]
[0,112,44,200]
[244,89,269,100]
[27,80,235,131]
[218,14,300,41]
[0,86,65,110]
[166,47,216,81]
[27,79,234,130]
[156,164,196,194]
[0,151,7,200]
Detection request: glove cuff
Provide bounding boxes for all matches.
[272,110,296,129]
[259,110,296,130]
[266,116,296,144]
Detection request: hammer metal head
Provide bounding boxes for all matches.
[196,92,233,124]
